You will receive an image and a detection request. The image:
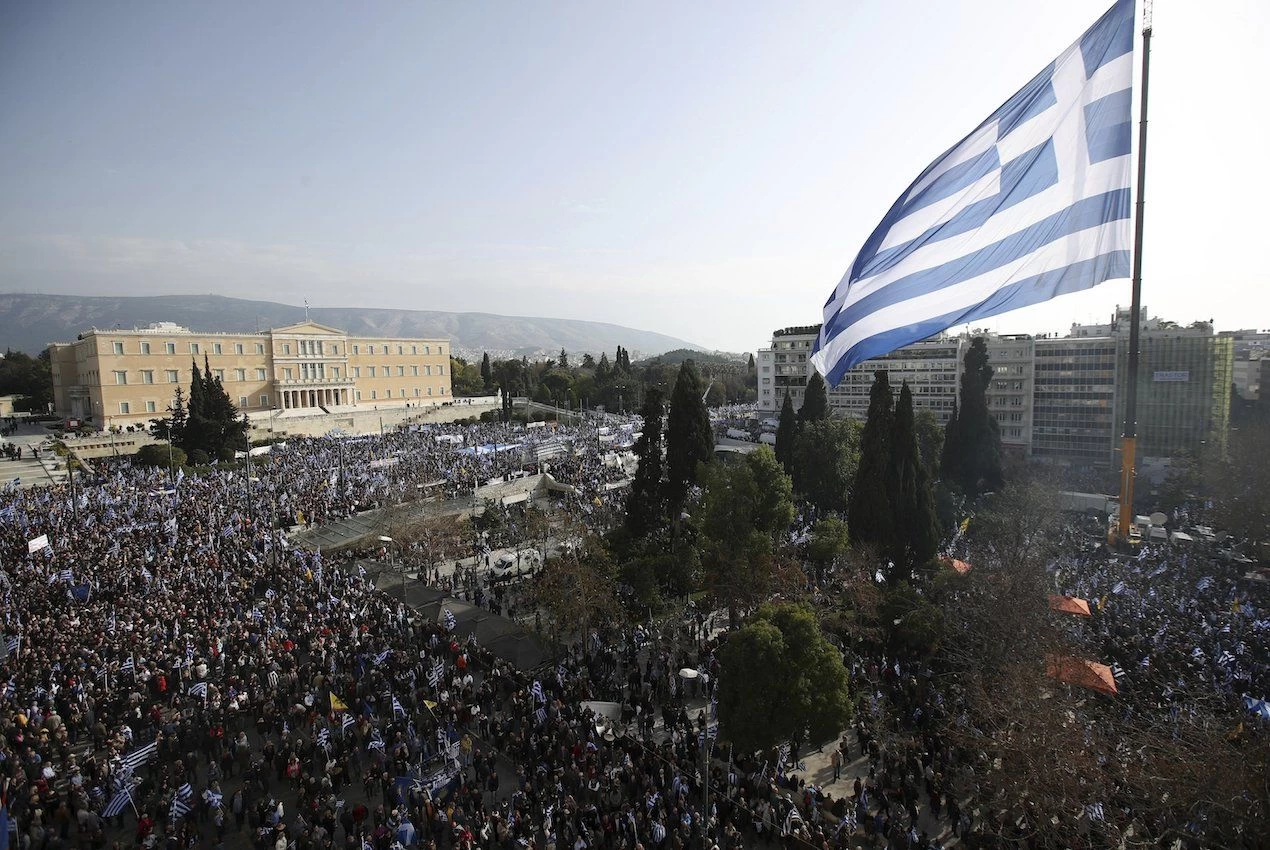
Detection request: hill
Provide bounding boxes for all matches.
[0,293,701,361]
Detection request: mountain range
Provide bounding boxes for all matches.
[0,293,701,361]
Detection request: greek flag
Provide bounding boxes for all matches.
[342,713,355,732]
[317,728,331,749]
[1110,662,1125,680]
[442,608,457,631]
[373,649,391,666]
[175,783,192,802]
[101,787,133,818]
[203,790,223,809]
[392,695,407,718]
[120,740,158,771]
[530,680,546,705]
[428,660,444,688]
[812,0,1136,382]
[367,731,386,752]
[169,797,191,822]
[4,636,18,655]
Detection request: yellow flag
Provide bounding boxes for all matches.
[959,517,971,535]
[423,699,438,712]
[330,691,349,711]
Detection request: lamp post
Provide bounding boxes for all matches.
[379,535,401,598]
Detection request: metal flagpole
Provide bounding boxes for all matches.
[1118,3,1152,543]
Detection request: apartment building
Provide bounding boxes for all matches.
[758,306,1232,468]
[49,320,452,428]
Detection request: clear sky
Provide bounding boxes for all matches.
[0,1,1264,353]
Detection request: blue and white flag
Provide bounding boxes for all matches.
[342,713,356,732]
[442,608,457,631]
[175,783,192,802]
[812,0,1136,383]
[4,636,18,655]
[530,680,546,705]
[316,728,331,749]
[169,797,191,822]
[120,740,158,772]
[391,695,407,718]
[101,787,133,818]
[429,660,444,688]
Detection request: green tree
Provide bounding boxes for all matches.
[0,348,53,411]
[888,382,939,576]
[581,352,596,369]
[700,447,794,624]
[664,360,713,522]
[798,371,829,423]
[480,352,493,391]
[450,357,485,396]
[135,442,187,469]
[625,388,666,541]
[793,418,861,514]
[148,386,188,444]
[774,393,798,477]
[914,409,943,478]
[944,338,1003,499]
[849,372,895,557]
[807,517,850,569]
[716,603,853,754]
[595,352,611,382]
[558,347,569,369]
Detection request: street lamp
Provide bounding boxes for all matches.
[379,535,402,598]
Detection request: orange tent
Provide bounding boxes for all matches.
[1045,654,1117,696]
[1047,595,1092,616]
[940,557,972,575]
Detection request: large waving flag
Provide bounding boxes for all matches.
[812,0,1135,385]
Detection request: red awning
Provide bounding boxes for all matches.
[1048,595,1092,616]
[1045,654,1117,696]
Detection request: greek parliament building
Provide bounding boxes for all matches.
[757,307,1234,468]
[48,321,453,428]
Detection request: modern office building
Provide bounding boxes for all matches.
[49,320,453,428]
[759,306,1233,468]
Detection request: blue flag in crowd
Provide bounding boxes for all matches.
[812,0,1135,383]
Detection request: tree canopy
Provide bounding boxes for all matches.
[716,603,853,754]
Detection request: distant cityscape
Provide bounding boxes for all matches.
[757,307,1268,479]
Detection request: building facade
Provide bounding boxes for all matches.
[758,307,1233,468]
[49,321,452,428]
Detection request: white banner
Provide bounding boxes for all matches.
[27,534,49,554]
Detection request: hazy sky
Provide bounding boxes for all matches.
[1,1,1264,353]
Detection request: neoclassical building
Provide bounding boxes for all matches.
[49,320,453,428]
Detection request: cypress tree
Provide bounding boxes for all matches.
[799,372,830,423]
[626,388,665,540]
[952,338,1004,499]
[774,392,798,477]
[558,348,569,369]
[665,360,714,512]
[889,382,939,576]
[941,398,961,484]
[595,352,611,381]
[480,352,492,390]
[849,371,895,555]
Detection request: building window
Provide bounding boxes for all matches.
[166,370,179,383]
[427,387,433,396]
[190,343,200,354]
[438,364,444,375]
[356,391,361,401]
[213,343,223,355]
[235,343,244,355]
[113,341,124,355]
[397,345,404,355]
[239,396,249,408]
[256,343,265,355]
[352,367,360,377]
[440,387,446,395]
[438,345,444,356]
[331,345,339,355]
[371,391,377,400]
[353,344,359,355]
[411,345,418,355]
[166,342,176,355]
[260,394,269,407]
[397,366,405,377]
[332,367,340,378]
[411,365,419,376]
[213,369,225,381]
[400,388,406,398]
[414,387,420,397]
[146,401,157,413]
[141,370,154,384]
[368,366,376,377]
[256,368,266,380]
[235,368,246,382]
[423,345,430,355]
[113,370,127,385]
[119,402,130,414]
[283,344,291,354]
[140,342,150,355]
[284,368,293,380]
[386,389,392,398]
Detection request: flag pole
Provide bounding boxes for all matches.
[1118,3,1152,543]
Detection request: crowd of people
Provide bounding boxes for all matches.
[1,414,1266,850]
